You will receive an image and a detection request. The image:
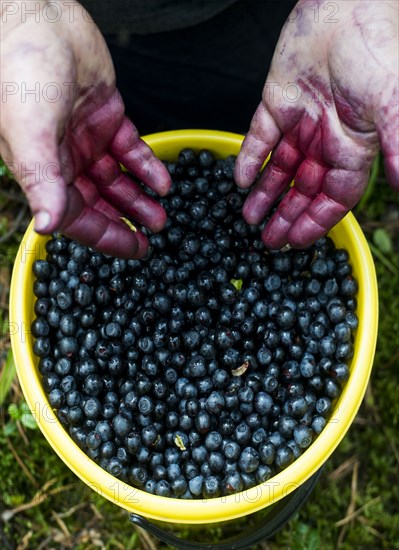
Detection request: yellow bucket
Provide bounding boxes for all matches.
[10,130,378,533]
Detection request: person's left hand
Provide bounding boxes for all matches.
[235,0,399,249]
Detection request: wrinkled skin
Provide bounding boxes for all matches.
[235,0,399,249]
[0,1,171,258]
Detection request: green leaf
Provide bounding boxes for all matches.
[373,228,392,254]
[356,152,381,213]
[0,349,16,406]
[230,278,243,291]
[19,402,31,415]
[7,403,20,421]
[20,407,38,430]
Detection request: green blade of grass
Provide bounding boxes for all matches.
[0,349,16,406]
[356,153,381,214]
[368,241,399,275]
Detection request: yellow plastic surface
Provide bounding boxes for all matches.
[9,130,379,524]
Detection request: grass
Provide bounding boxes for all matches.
[0,158,398,549]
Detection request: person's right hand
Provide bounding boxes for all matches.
[0,0,171,258]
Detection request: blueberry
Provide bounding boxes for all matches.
[33,280,49,298]
[48,387,65,408]
[33,260,51,280]
[275,445,295,470]
[293,425,313,449]
[315,397,332,417]
[34,297,51,317]
[59,314,78,336]
[67,406,84,427]
[59,374,76,393]
[330,362,350,383]
[208,452,224,473]
[138,396,154,416]
[86,431,102,450]
[311,415,327,434]
[286,396,308,417]
[185,355,206,378]
[83,397,101,419]
[224,472,244,494]
[258,441,275,465]
[238,447,260,473]
[276,306,296,329]
[327,299,346,323]
[188,475,204,496]
[56,288,73,310]
[31,318,50,337]
[171,475,188,497]
[324,378,342,399]
[74,284,92,306]
[251,427,267,446]
[345,311,359,329]
[203,475,221,498]
[235,422,251,446]
[278,416,297,438]
[256,464,273,483]
[205,431,223,451]
[205,391,225,415]
[220,284,237,305]
[33,337,51,357]
[112,414,132,437]
[318,336,336,357]
[195,410,212,434]
[324,278,339,297]
[335,322,352,343]
[129,466,148,487]
[340,276,358,296]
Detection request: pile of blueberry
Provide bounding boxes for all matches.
[31,148,359,499]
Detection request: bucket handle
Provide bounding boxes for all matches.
[129,468,323,550]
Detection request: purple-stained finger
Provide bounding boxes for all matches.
[86,154,167,232]
[286,194,349,249]
[109,118,171,196]
[73,174,124,222]
[235,103,281,188]
[261,216,292,250]
[59,185,149,258]
[261,187,314,249]
[259,157,329,249]
[294,158,328,197]
[241,139,303,224]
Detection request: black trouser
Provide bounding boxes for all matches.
[105,1,295,135]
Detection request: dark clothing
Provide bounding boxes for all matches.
[80,0,237,35]
[81,1,296,134]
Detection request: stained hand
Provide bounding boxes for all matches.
[235,0,399,249]
[0,1,171,258]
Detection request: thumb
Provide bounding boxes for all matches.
[2,132,68,234]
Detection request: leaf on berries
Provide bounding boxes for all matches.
[232,360,249,376]
[174,434,187,451]
[230,278,243,291]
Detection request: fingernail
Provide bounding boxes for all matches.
[34,211,51,232]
